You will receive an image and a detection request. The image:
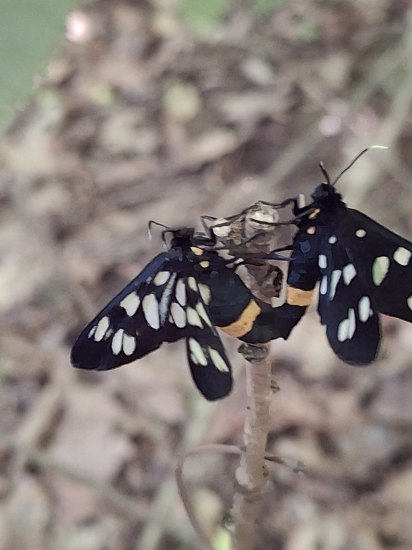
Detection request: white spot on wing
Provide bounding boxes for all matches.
[328,235,337,244]
[329,270,342,300]
[337,307,356,342]
[188,277,197,291]
[372,256,390,286]
[123,334,137,356]
[198,284,211,304]
[347,308,356,339]
[142,294,160,330]
[318,254,327,269]
[188,338,207,366]
[393,246,411,266]
[112,329,124,355]
[153,271,170,286]
[159,273,177,323]
[88,326,96,338]
[359,296,371,322]
[94,316,110,342]
[337,318,349,342]
[171,302,186,328]
[342,264,356,286]
[355,229,366,238]
[208,348,230,373]
[120,292,140,316]
[187,307,203,328]
[196,302,212,326]
[175,279,186,306]
[407,295,412,310]
[319,275,328,295]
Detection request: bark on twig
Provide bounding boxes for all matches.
[231,343,272,550]
[175,203,288,548]
[213,204,284,550]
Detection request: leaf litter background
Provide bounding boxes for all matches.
[1,1,412,549]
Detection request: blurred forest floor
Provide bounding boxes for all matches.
[1,1,412,549]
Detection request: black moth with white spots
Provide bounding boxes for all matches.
[278,168,412,365]
[71,228,235,400]
[71,227,305,400]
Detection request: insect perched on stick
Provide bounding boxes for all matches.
[262,146,412,364]
[71,224,304,400]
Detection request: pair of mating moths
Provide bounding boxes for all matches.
[72,153,412,400]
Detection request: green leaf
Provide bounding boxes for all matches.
[0,0,79,130]
[180,0,228,35]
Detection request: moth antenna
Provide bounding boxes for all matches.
[331,145,387,187]
[147,220,169,240]
[319,161,331,185]
[161,229,175,247]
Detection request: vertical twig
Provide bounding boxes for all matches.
[213,202,288,549]
[231,343,272,550]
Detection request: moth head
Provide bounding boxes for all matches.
[147,221,196,248]
[312,146,387,204]
[168,227,196,247]
[311,182,342,205]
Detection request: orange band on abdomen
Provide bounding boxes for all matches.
[220,300,261,338]
[286,287,314,307]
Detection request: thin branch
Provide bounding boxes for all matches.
[231,344,272,550]
[211,204,284,550]
[175,444,241,549]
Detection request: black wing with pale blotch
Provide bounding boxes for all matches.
[71,253,172,371]
[71,249,232,400]
[316,232,380,364]
[182,275,232,400]
[338,208,412,322]
[284,179,412,365]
